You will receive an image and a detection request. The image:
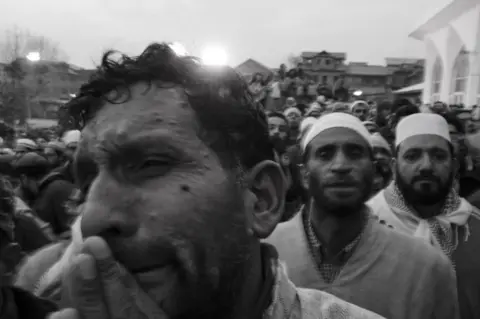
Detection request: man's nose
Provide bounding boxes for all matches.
[81,171,139,239]
[418,154,434,172]
[330,151,352,174]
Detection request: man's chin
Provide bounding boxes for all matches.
[133,266,179,315]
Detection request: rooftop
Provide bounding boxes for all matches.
[301,51,347,60]
[235,58,272,76]
[347,63,390,76]
[385,57,425,66]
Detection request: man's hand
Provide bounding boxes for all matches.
[48,236,167,319]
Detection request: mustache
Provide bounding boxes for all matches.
[412,173,441,183]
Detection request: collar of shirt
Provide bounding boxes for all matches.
[304,204,368,264]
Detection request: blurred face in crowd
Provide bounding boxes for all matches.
[364,123,379,134]
[372,146,392,194]
[44,147,60,166]
[268,115,289,152]
[285,110,302,129]
[432,102,447,114]
[352,103,369,121]
[303,128,374,217]
[77,84,283,319]
[395,135,454,208]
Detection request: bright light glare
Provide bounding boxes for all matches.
[201,46,228,66]
[353,90,363,97]
[169,42,188,56]
[69,94,77,98]
[26,51,41,62]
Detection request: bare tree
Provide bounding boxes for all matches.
[0,27,68,125]
[287,53,302,68]
[0,26,67,63]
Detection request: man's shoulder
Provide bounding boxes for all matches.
[296,288,385,319]
[373,221,451,268]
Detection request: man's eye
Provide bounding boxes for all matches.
[138,158,171,170]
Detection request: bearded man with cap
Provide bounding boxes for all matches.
[369,113,480,319]
[266,112,459,319]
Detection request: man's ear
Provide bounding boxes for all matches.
[245,160,286,239]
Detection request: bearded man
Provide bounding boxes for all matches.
[369,113,480,319]
[23,43,382,319]
[267,112,459,319]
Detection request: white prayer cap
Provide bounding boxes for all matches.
[300,117,317,135]
[15,138,37,151]
[302,112,372,151]
[62,130,81,146]
[395,113,451,147]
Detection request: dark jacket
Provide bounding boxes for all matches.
[0,286,57,319]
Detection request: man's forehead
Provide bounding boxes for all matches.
[399,135,450,151]
[309,127,369,148]
[84,83,197,141]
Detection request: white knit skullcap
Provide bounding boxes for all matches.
[395,113,451,147]
[283,107,301,117]
[62,130,81,146]
[15,138,37,151]
[300,117,317,135]
[302,112,372,151]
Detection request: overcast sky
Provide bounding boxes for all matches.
[0,0,451,69]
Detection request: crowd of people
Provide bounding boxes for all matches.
[1,42,480,319]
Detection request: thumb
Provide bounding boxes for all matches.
[47,309,80,319]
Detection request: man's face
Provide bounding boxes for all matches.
[268,116,288,142]
[364,123,378,134]
[285,111,301,129]
[78,84,253,319]
[352,105,368,121]
[396,135,454,206]
[304,128,374,217]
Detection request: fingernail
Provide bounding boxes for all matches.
[78,255,96,280]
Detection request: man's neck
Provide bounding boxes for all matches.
[309,203,367,258]
[411,201,445,219]
[233,243,266,319]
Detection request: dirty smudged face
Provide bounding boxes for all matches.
[76,83,252,319]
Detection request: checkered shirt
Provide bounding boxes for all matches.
[304,209,368,284]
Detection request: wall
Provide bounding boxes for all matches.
[422,3,480,107]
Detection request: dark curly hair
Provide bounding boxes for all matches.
[65,43,274,171]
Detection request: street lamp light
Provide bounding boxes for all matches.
[26,51,41,62]
[201,46,228,66]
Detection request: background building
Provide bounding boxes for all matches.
[298,51,424,101]
[235,58,272,81]
[411,0,480,107]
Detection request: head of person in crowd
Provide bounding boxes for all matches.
[267,112,290,154]
[442,112,468,178]
[350,100,369,121]
[389,104,420,134]
[283,104,302,130]
[13,152,51,203]
[43,141,67,168]
[362,121,379,134]
[391,98,413,115]
[0,175,21,285]
[375,100,392,127]
[64,43,286,319]
[305,101,323,118]
[301,113,374,217]
[250,72,263,84]
[330,102,349,114]
[432,101,450,115]
[394,113,455,214]
[371,133,393,195]
[285,96,297,108]
[14,138,37,157]
[61,130,81,159]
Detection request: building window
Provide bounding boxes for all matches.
[450,48,469,104]
[431,58,442,102]
[322,75,328,84]
[325,59,331,66]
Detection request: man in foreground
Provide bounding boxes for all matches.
[39,43,382,319]
[369,113,480,319]
[267,113,458,319]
